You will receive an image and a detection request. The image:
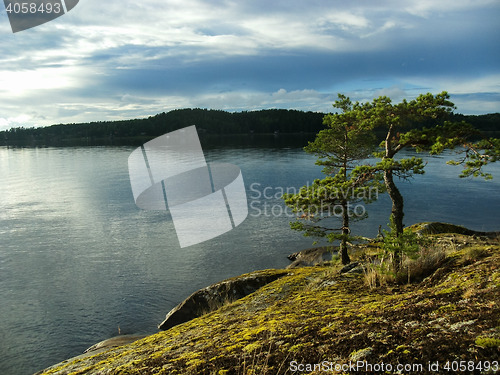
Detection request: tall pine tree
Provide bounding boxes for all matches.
[284,95,384,265]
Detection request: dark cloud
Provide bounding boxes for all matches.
[0,0,499,129]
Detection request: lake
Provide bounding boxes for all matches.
[1,135,499,375]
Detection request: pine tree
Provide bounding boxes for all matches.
[343,91,499,270]
[284,95,384,265]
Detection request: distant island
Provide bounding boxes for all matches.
[1,109,499,147]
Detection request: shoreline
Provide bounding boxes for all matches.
[36,223,500,375]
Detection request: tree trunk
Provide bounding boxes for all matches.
[340,128,351,265]
[383,123,404,270]
[384,169,404,234]
[340,199,350,265]
[383,168,404,271]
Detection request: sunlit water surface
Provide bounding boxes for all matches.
[0,141,499,375]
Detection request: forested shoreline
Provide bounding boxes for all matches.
[1,108,499,146]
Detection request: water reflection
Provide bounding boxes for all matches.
[0,143,499,375]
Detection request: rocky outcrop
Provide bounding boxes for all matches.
[34,235,500,375]
[84,334,148,353]
[158,269,289,330]
[34,335,148,375]
[411,222,500,237]
[339,261,364,274]
[286,246,335,268]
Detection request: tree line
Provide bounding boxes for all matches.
[0,109,325,146]
[1,108,498,146]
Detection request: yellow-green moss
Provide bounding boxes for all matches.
[36,232,500,375]
[475,336,500,348]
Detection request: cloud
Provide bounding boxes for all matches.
[451,93,500,114]
[0,114,34,131]
[0,67,82,95]
[404,74,500,114]
[0,0,498,129]
[190,88,334,112]
[403,0,498,18]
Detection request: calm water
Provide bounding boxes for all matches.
[0,139,499,375]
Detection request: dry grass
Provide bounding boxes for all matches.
[463,246,490,263]
[397,246,446,283]
[363,264,394,289]
[363,243,446,288]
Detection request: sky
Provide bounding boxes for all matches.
[0,0,499,131]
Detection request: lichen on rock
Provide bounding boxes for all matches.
[35,226,500,375]
[158,269,289,330]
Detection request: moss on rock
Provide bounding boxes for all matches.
[36,230,499,375]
